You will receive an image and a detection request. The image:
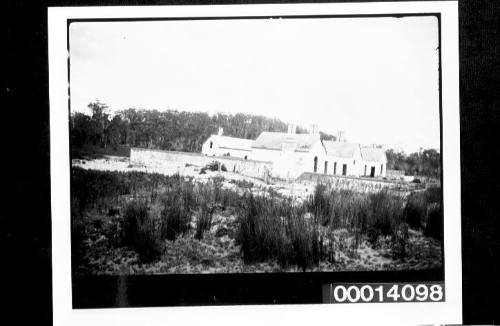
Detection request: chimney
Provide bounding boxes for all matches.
[218,127,223,136]
[310,124,319,135]
[337,130,345,142]
[287,124,297,134]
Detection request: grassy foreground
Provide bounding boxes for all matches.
[71,167,443,274]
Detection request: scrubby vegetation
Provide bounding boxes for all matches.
[122,200,162,263]
[199,161,227,174]
[71,167,443,274]
[386,148,441,178]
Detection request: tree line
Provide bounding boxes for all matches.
[385,148,441,178]
[71,101,336,153]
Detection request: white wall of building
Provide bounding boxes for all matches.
[360,158,387,177]
[201,135,252,159]
[252,140,326,179]
[324,146,363,177]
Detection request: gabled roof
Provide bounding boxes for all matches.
[209,135,254,151]
[323,141,359,159]
[251,132,320,152]
[360,147,386,162]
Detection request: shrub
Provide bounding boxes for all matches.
[236,194,319,270]
[366,227,382,248]
[160,189,191,241]
[286,214,320,270]
[71,167,130,215]
[424,185,441,204]
[366,190,403,236]
[121,200,162,263]
[71,168,202,216]
[201,161,227,173]
[404,186,441,231]
[424,203,443,240]
[306,183,332,226]
[195,202,215,240]
[230,179,254,190]
[404,192,427,230]
[392,223,409,259]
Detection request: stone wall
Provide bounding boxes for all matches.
[296,172,421,192]
[386,169,406,179]
[130,147,272,180]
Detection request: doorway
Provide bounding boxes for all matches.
[370,166,375,177]
[313,156,318,173]
[342,164,347,176]
[324,161,328,174]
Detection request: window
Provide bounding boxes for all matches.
[244,155,248,160]
[380,164,383,175]
[333,162,337,175]
[313,156,318,173]
[210,141,213,149]
[324,161,328,174]
[342,164,347,176]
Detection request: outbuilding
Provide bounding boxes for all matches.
[201,128,254,159]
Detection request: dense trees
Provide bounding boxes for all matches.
[71,101,337,153]
[386,148,441,178]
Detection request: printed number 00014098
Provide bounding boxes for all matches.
[327,283,444,303]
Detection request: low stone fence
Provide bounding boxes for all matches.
[296,172,423,193]
[386,169,407,180]
[130,147,273,180]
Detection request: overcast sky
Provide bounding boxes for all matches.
[69,16,440,153]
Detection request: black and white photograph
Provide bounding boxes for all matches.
[69,14,443,275]
[48,2,462,325]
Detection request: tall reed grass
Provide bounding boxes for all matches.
[236,194,318,270]
[72,168,442,267]
[122,200,162,263]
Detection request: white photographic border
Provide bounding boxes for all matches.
[49,2,461,325]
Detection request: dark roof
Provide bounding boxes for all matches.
[251,132,320,152]
[323,141,359,158]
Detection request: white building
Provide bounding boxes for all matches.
[360,146,387,177]
[200,125,387,179]
[201,128,254,159]
[251,125,324,179]
[322,141,387,178]
[323,141,363,177]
